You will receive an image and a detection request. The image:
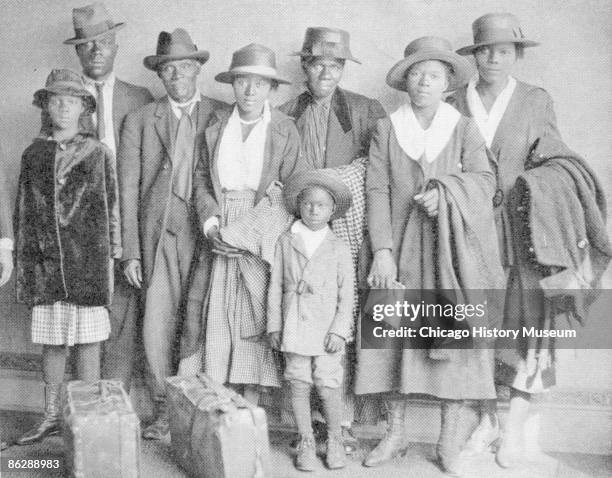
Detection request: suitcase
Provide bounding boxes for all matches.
[166,373,270,478]
[63,380,141,478]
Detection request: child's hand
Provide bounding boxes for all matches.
[268,331,281,350]
[324,333,345,354]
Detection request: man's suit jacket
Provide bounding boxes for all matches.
[279,87,386,168]
[118,95,226,284]
[112,79,154,148]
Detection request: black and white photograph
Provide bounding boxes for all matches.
[0,1,610,477]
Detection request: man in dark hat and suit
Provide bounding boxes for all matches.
[280,26,386,452]
[64,2,154,392]
[119,28,225,440]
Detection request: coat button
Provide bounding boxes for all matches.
[528,246,534,253]
[162,162,170,170]
[457,163,463,170]
[577,239,588,249]
[492,189,504,207]
[57,177,66,186]
[516,205,525,212]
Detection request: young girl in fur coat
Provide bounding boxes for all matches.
[14,69,120,446]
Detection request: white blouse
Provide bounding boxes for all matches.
[217,100,271,191]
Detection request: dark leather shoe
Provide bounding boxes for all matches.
[142,414,169,440]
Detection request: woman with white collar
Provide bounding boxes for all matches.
[193,43,305,403]
[448,13,562,467]
[356,37,504,475]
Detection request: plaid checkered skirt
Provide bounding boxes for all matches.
[204,190,281,388]
[31,301,110,345]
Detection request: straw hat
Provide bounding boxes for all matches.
[456,13,539,56]
[386,36,473,92]
[64,2,125,45]
[33,69,96,114]
[143,29,210,71]
[215,43,290,84]
[283,169,352,221]
[291,27,361,64]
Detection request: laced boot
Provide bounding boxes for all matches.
[496,393,530,468]
[437,400,466,476]
[295,434,318,471]
[16,383,62,445]
[363,397,407,467]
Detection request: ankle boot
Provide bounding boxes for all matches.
[363,397,407,467]
[496,393,530,468]
[437,400,466,476]
[16,383,62,445]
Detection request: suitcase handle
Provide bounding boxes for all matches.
[196,373,250,410]
[99,381,111,401]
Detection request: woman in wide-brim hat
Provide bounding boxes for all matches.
[193,43,308,402]
[354,36,505,475]
[448,13,562,468]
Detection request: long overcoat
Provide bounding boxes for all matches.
[118,95,226,284]
[447,81,561,265]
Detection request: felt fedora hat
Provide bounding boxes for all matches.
[456,13,539,56]
[215,43,290,85]
[386,36,473,92]
[292,27,361,64]
[283,169,353,221]
[33,69,96,114]
[64,2,125,45]
[143,28,210,71]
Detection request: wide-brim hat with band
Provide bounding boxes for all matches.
[283,169,353,221]
[456,12,539,56]
[64,2,125,45]
[144,28,210,71]
[386,36,473,92]
[33,69,96,114]
[291,26,361,64]
[215,43,290,85]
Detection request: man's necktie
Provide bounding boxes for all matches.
[95,82,105,141]
[172,105,195,201]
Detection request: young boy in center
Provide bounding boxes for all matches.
[13,69,120,446]
[268,169,354,471]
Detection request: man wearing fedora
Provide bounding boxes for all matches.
[64,2,153,392]
[118,28,225,440]
[279,26,386,451]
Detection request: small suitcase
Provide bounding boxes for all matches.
[63,380,141,478]
[166,373,270,478]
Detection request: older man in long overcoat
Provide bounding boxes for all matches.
[118,28,225,440]
[63,2,153,391]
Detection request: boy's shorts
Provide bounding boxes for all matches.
[284,352,344,388]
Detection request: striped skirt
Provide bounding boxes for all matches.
[204,190,281,388]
